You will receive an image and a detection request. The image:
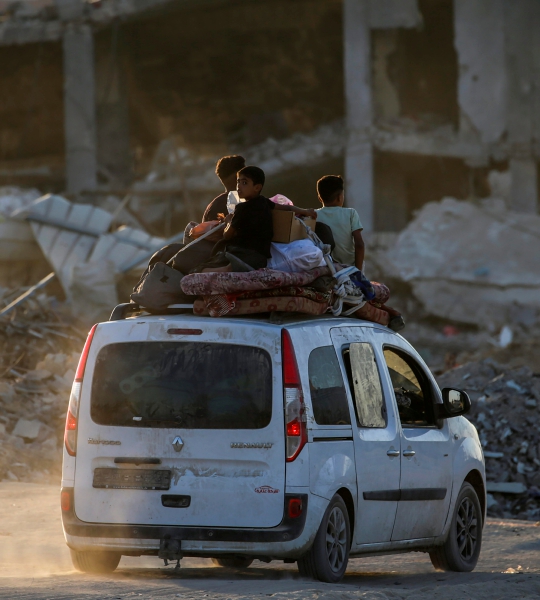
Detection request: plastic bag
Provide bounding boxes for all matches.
[226,191,244,214]
[269,194,294,206]
[267,239,326,273]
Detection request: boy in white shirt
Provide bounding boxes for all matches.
[315,175,365,269]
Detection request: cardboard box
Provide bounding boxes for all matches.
[272,212,316,243]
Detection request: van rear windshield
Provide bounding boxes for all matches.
[91,342,272,429]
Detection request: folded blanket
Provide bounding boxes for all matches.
[370,282,390,305]
[199,286,332,317]
[194,295,330,318]
[181,266,330,296]
[236,286,332,304]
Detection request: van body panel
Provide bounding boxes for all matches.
[285,446,310,487]
[309,440,356,501]
[330,326,402,546]
[73,319,286,528]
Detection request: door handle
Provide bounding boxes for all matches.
[402,449,415,458]
[387,448,400,457]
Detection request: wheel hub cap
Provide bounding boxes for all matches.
[456,497,478,561]
[326,507,347,573]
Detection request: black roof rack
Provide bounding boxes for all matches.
[107,302,344,325]
[109,303,195,321]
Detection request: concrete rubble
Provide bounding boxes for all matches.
[138,121,345,192]
[0,289,83,484]
[437,359,540,520]
[2,190,168,323]
[0,187,41,218]
[379,197,540,329]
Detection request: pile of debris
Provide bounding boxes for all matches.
[0,292,84,484]
[437,360,540,520]
[377,196,540,330]
[0,186,41,218]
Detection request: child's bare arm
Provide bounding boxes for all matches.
[273,203,317,219]
[222,213,236,240]
[353,229,365,270]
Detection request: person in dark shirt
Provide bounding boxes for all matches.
[198,166,315,272]
[202,155,246,222]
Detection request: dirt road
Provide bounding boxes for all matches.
[0,482,539,599]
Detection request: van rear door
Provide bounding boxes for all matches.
[73,321,285,528]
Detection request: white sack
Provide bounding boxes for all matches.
[268,239,326,273]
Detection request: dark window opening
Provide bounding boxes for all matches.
[383,346,436,427]
[308,346,351,426]
[91,342,272,429]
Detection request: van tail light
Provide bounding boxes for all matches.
[282,330,307,462]
[61,490,71,512]
[64,324,97,457]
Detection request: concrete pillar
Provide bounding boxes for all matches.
[63,24,98,194]
[96,25,133,186]
[343,0,374,231]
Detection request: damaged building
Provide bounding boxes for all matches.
[1,0,539,235]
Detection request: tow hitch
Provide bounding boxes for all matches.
[159,537,183,569]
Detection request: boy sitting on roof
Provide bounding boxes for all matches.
[315,175,365,270]
[199,166,316,272]
[314,174,404,331]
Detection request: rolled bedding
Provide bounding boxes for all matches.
[181,266,330,296]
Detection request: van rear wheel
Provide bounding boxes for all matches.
[70,549,121,574]
[429,482,482,572]
[297,494,350,583]
[211,557,254,569]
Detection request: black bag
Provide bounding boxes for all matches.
[315,222,336,251]
[130,262,191,311]
[132,242,184,292]
[131,221,226,310]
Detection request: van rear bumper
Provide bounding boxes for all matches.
[61,488,308,544]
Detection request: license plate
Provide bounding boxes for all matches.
[93,468,171,490]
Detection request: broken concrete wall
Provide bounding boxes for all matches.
[454,0,507,144]
[0,40,64,188]
[454,0,540,213]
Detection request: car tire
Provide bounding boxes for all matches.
[211,557,254,569]
[297,494,350,583]
[70,549,121,574]
[429,482,482,572]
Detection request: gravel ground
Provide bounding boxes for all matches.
[0,483,539,600]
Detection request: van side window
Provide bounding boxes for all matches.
[308,346,351,425]
[383,347,435,427]
[343,343,386,428]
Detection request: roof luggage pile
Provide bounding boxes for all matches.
[131,217,404,331]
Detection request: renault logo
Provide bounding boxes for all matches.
[172,436,184,452]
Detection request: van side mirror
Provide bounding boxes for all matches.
[435,388,472,419]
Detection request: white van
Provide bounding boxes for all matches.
[61,306,486,583]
